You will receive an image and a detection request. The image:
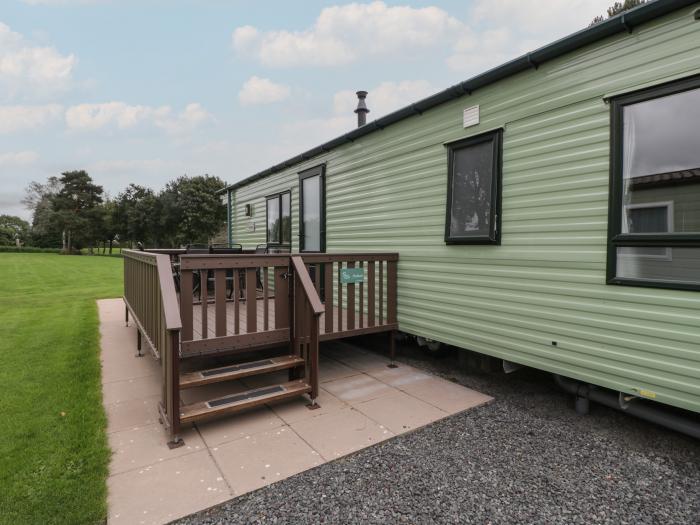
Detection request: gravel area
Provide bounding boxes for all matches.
[175,339,700,525]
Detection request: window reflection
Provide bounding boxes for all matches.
[302,175,321,251]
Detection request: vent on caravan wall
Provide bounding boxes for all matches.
[354,91,369,127]
[463,105,479,128]
[244,204,252,216]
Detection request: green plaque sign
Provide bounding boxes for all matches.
[340,267,364,284]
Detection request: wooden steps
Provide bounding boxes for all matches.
[178,353,310,426]
[179,355,304,388]
[180,380,311,424]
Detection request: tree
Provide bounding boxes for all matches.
[51,171,104,252]
[0,215,30,246]
[114,184,162,248]
[23,177,63,248]
[98,198,119,253]
[23,172,227,251]
[160,175,227,246]
[590,0,646,25]
[23,177,61,210]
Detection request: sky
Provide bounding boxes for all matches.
[0,0,613,220]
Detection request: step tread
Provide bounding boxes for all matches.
[180,355,305,388]
[180,380,311,423]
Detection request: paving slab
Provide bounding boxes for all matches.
[103,375,162,406]
[365,362,433,387]
[98,298,493,524]
[398,376,493,413]
[109,424,204,475]
[322,373,395,405]
[211,426,324,494]
[318,355,362,383]
[105,395,161,434]
[290,407,393,460]
[270,387,347,424]
[195,406,285,448]
[354,390,448,434]
[107,450,231,525]
[101,350,161,384]
[323,343,391,373]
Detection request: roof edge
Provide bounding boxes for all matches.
[222,0,697,194]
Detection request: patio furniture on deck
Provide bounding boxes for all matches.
[186,245,211,301]
[209,245,243,299]
[187,244,245,301]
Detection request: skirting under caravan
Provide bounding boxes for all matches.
[220,1,700,418]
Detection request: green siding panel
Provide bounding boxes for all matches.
[231,5,700,413]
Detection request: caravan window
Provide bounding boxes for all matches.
[445,130,502,244]
[265,191,291,247]
[608,76,700,290]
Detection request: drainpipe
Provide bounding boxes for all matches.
[554,374,700,439]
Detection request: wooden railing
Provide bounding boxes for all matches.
[123,250,182,444]
[290,256,324,400]
[301,253,398,340]
[123,250,398,441]
[178,254,292,356]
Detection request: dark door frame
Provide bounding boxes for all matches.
[298,164,326,253]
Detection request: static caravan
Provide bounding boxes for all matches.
[221,1,700,424]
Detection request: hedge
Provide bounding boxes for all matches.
[0,246,63,253]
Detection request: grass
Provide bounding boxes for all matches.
[0,253,122,525]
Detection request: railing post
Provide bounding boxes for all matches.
[289,267,299,381]
[387,258,398,366]
[290,256,324,409]
[309,313,320,404]
[387,259,397,325]
[181,270,193,341]
[347,261,355,330]
[136,329,143,357]
[166,329,183,449]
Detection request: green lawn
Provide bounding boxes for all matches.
[0,253,122,525]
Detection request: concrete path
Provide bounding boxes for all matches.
[98,298,492,524]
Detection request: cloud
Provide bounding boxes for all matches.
[82,158,185,197]
[156,103,212,134]
[21,0,106,5]
[232,1,611,75]
[333,80,435,120]
[274,79,435,156]
[238,76,291,106]
[0,150,38,167]
[447,0,611,73]
[65,101,166,130]
[470,0,611,35]
[0,104,63,133]
[232,1,461,68]
[87,158,180,174]
[65,101,212,134]
[0,22,76,98]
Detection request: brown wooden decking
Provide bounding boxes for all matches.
[191,297,396,342]
[123,249,398,442]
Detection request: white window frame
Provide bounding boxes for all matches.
[620,200,674,260]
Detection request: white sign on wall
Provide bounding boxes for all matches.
[463,105,479,128]
[246,221,256,232]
